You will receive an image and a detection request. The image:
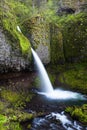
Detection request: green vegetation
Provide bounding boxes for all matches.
[66,104,87,124]
[59,63,87,93]
[61,13,87,62]
[0,119,22,130]
[33,72,56,87]
[0,109,33,130]
[1,0,32,54]
[49,13,87,64]
[0,0,87,129]
[1,0,87,62]
[0,89,33,109]
[0,114,7,124]
[33,76,40,88]
[0,115,7,130]
[7,122,22,130]
[48,73,56,85]
[4,108,33,122]
[50,24,65,64]
[0,87,34,130]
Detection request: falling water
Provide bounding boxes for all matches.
[17,25,22,33]
[31,48,53,93]
[31,48,86,100]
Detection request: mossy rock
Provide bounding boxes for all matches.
[22,16,51,64]
[1,0,31,55]
[65,104,87,124]
[59,63,87,94]
[50,13,87,64]
[0,114,7,130]
[62,13,87,62]
[50,24,65,64]
[0,89,34,109]
[5,108,34,122]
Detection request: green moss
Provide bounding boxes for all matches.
[8,122,22,130]
[0,114,7,130]
[1,0,31,55]
[22,16,50,50]
[1,90,20,103]
[1,90,24,109]
[33,77,40,88]
[50,24,65,64]
[15,30,31,54]
[0,87,34,130]
[0,121,22,130]
[0,109,34,130]
[61,13,87,62]
[5,108,33,122]
[48,73,56,85]
[0,89,33,109]
[0,115,7,124]
[0,85,34,128]
[3,18,31,54]
[27,124,31,129]
[0,102,5,112]
[50,13,87,63]
[65,104,87,124]
[59,63,87,93]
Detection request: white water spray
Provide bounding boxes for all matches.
[46,112,83,130]
[31,48,86,100]
[17,25,22,33]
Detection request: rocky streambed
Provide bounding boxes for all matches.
[0,72,87,130]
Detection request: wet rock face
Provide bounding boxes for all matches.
[36,44,50,64]
[31,17,50,64]
[0,28,31,73]
[23,16,50,64]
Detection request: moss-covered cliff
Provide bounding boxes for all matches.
[46,12,87,64]
[62,13,87,62]
[0,0,87,72]
[22,16,50,64]
[50,24,65,64]
[0,0,32,72]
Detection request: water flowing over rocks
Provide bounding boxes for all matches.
[31,111,87,130]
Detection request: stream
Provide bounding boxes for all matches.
[31,112,87,130]
[29,48,87,130]
[27,89,87,130]
[0,72,87,130]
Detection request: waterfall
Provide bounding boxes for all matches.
[16,25,86,100]
[31,48,86,100]
[31,48,53,93]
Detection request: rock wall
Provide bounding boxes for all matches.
[59,0,86,10]
[0,28,31,73]
[50,13,87,63]
[22,12,87,65]
[0,1,87,73]
[22,16,50,64]
[50,24,65,64]
[62,13,87,62]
